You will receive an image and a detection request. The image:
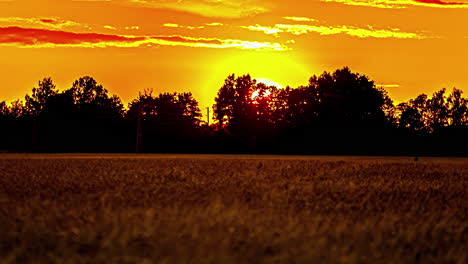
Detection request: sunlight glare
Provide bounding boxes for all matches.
[255,78,283,88]
[251,89,272,100]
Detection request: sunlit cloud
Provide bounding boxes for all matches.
[0,16,142,32]
[163,23,180,28]
[283,17,317,22]
[321,0,468,9]
[163,23,205,29]
[0,17,90,29]
[0,26,289,51]
[123,0,268,18]
[205,22,224,26]
[103,25,117,30]
[241,25,282,36]
[242,23,430,39]
[378,84,401,88]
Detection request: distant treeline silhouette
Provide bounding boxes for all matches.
[1,67,467,155]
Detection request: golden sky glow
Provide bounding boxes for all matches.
[1,0,467,111]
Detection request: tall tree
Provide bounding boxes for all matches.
[127,90,202,152]
[426,89,449,132]
[25,77,58,116]
[213,74,236,125]
[447,88,467,127]
[308,67,387,128]
[128,90,201,124]
[69,76,123,119]
[0,101,10,118]
[397,102,425,132]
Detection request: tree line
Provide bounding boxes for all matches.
[1,67,467,155]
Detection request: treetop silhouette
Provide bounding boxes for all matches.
[1,67,467,155]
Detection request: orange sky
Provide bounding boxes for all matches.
[1,0,467,112]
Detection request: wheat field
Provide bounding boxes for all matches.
[0,154,466,264]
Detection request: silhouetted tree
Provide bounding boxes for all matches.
[397,102,426,133]
[213,74,286,152]
[426,89,449,132]
[25,77,58,116]
[0,101,11,119]
[282,85,318,129]
[379,87,397,126]
[309,67,387,128]
[1,69,467,155]
[128,90,201,123]
[215,74,258,134]
[214,74,236,126]
[8,100,27,119]
[447,88,468,127]
[396,89,468,133]
[69,76,124,119]
[127,90,202,152]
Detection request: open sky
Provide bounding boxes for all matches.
[0,0,467,111]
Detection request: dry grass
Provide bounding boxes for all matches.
[0,155,466,264]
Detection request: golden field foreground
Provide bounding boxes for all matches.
[0,154,466,264]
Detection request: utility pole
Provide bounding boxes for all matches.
[136,103,142,153]
[206,107,210,126]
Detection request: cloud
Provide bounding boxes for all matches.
[0,16,142,32]
[283,17,317,22]
[242,23,430,39]
[164,22,226,29]
[241,25,283,36]
[206,22,224,26]
[163,23,180,28]
[378,84,401,88]
[163,23,205,29]
[122,0,268,18]
[320,0,468,9]
[0,26,289,51]
[103,25,117,30]
[0,17,89,29]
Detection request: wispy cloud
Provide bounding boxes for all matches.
[122,0,268,18]
[0,16,141,32]
[162,22,225,29]
[103,25,117,30]
[0,26,289,51]
[321,0,468,9]
[0,17,90,29]
[205,22,224,26]
[241,25,283,36]
[378,84,401,88]
[242,22,430,39]
[283,17,317,22]
[163,23,205,29]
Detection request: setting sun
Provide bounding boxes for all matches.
[1,0,467,152]
[255,78,283,88]
[251,88,272,100]
[1,2,467,263]
[0,0,467,108]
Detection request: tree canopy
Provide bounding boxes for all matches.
[1,67,467,155]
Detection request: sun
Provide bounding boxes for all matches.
[202,50,312,109]
[251,89,272,100]
[255,78,283,88]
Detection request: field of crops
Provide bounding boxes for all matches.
[0,154,466,264]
